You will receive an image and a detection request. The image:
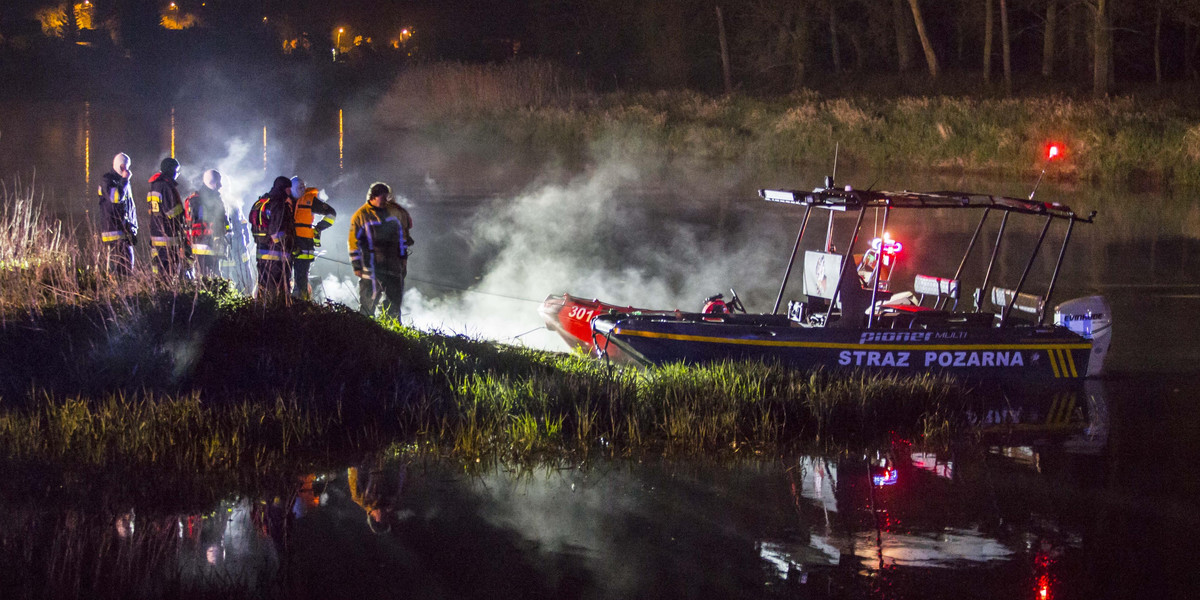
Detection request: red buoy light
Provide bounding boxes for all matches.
[1047,144,1061,160]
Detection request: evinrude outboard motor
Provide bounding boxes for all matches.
[1054,296,1112,377]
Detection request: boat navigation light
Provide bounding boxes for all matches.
[1030,143,1064,200]
[872,468,898,486]
[870,233,903,255]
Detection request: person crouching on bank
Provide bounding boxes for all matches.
[348,182,413,320]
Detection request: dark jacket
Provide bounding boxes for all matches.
[186,186,231,256]
[148,171,186,249]
[249,179,294,262]
[97,171,138,244]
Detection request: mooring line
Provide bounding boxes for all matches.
[313,254,545,304]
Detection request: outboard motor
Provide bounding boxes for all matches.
[1054,296,1112,377]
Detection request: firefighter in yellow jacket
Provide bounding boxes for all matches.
[289,176,336,300]
[348,182,413,319]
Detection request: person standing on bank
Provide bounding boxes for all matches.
[348,182,413,319]
[147,157,191,279]
[97,152,139,276]
[185,169,232,279]
[289,176,337,300]
[249,176,295,302]
[222,201,255,294]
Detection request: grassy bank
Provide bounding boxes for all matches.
[0,185,968,482]
[378,61,1200,188]
[0,297,965,464]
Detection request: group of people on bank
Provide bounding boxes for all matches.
[95,152,415,318]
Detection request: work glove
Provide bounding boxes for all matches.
[313,230,322,248]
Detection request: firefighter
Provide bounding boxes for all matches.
[288,176,337,300]
[249,176,294,302]
[147,157,191,279]
[221,202,256,294]
[349,182,413,320]
[185,169,232,279]
[96,152,139,276]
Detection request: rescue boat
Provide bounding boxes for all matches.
[538,294,674,361]
[540,176,1112,385]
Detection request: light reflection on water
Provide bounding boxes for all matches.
[2,381,1200,599]
[2,106,1196,388]
[3,99,1198,373]
[2,99,1200,597]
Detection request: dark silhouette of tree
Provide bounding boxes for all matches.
[1042,0,1057,77]
[892,0,914,72]
[984,0,994,83]
[907,0,939,78]
[1000,0,1011,93]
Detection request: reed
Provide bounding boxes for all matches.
[376,59,591,129]
[387,64,1200,188]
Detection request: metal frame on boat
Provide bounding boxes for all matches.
[543,181,1111,384]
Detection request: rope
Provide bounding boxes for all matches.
[313,254,545,304]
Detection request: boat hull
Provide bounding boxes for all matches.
[591,313,1092,384]
[538,293,674,358]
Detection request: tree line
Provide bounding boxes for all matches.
[528,0,1200,97]
[7,1,1200,97]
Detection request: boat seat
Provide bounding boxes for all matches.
[914,274,959,310]
[988,286,1045,320]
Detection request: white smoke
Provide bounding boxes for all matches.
[394,160,784,351]
[208,137,261,214]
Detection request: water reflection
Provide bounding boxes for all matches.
[10,385,1189,600]
[82,100,90,193]
[6,98,1197,371]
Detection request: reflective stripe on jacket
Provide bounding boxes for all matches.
[347,201,413,273]
[148,172,186,247]
[97,170,138,244]
[292,188,337,260]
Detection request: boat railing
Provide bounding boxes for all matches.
[761,184,1097,328]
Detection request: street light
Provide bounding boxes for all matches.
[334,27,344,61]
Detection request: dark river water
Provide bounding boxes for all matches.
[2,99,1199,598]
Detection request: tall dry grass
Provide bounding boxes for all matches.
[375,62,1200,189]
[376,59,593,128]
[0,181,188,321]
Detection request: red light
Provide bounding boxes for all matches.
[871,234,903,256]
[872,469,898,486]
[1047,145,1061,160]
[1035,566,1053,600]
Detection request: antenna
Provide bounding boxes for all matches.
[831,141,840,187]
[1028,144,1062,200]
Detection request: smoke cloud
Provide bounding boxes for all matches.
[395,159,790,351]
